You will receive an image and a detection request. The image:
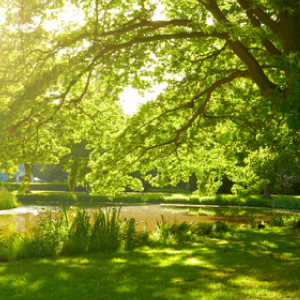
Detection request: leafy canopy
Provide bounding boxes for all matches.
[1,0,300,195]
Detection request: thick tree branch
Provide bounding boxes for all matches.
[237,0,282,60]
[112,69,252,171]
[191,42,227,63]
[202,0,277,94]
[95,30,228,46]
[251,7,280,34]
[237,0,280,34]
[97,19,196,38]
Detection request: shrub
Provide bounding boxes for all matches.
[270,212,300,228]
[195,222,214,236]
[62,209,91,255]
[213,221,230,233]
[154,215,171,244]
[21,213,62,258]
[123,218,136,251]
[147,188,191,194]
[0,188,20,209]
[272,196,300,210]
[87,207,122,253]
[0,181,13,192]
[0,233,23,261]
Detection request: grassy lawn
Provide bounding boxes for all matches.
[1,227,299,300]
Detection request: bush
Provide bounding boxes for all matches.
[0,206,146,261]
[0,188,20,209]
[147,188,191,194]
[0,181,14,192]
[11,183,86,192]
[271,195,300,210]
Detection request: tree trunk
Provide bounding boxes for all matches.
[294,220,300,229]
[24,163,32,194]
[263,183,271,199]
[85,181,89,195]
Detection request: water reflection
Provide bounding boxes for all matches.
[0,204,298,235]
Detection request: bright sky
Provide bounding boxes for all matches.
[0,2,168,115]
[44,2,167,115]
[1,2,198,116]
[118,83,167,115]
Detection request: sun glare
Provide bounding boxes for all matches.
[119,83,167,115]
[42,3,86,31]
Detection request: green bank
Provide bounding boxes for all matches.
[0,226,299,300]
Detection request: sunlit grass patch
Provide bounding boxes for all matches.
[0,230,299,300]
[0,209,299,299]
[0,188,20,210]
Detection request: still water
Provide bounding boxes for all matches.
[0,203,298,235]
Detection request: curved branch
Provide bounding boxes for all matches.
[202,0,277,94]
[94,30,228,46]
[97,19,196,38]
[191,42,227,63]
[112,69,252,171]
[237,0,282,60]
[237,0,280,34]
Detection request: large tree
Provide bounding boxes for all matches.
[1,0,300,195]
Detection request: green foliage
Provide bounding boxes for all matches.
[59,141,91,191]
[11,183,86,192]
[196,222,214,236]
[270,212,300,228]
[154,215,171,244]
[270,212,286,227]
[33,163,68,183]
[213,221,231,233]
[153,215,231,244]
[0,233,23,261]
[17,176,31,195]
[1,226,300,300]
[0,206,143,261]
[87,207,122,253]
[0,181,13,192]
[271,195,300,210]
[1,0,300,198]
[0,188,19,210]
[16,192,300,211]
[22,213,62,258]
[123,218,136,251]
[147,188,190,194]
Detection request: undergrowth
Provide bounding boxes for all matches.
[17,192,300,211]
[0,188,20,210]
[0,206,139,261]
[0,204,299,262]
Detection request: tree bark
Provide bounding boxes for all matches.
[263,183,271,199]
[294,220,300,229]
[24,163,32,194]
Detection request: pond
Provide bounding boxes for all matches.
[0,203,299,235]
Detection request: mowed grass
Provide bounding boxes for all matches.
[0,227,299,300]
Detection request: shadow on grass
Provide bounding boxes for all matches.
[0,228,299,300]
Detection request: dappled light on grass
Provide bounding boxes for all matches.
[184,257,204,266]
[0,209,299,299]
[0,230,299,299]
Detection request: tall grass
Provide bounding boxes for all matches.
[0,206,143,261]
[153,215,232,244]
[0,187,20,209]
[87,207,122,253]
[0,204,298,262]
